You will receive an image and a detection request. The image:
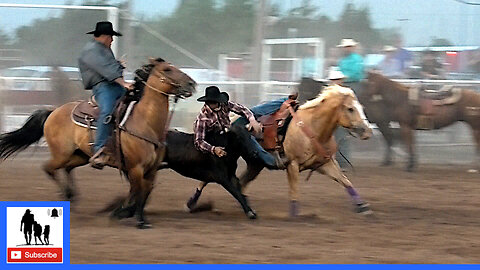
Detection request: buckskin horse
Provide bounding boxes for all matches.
[360,71,480,172]
[0,58,196,228]
[186,85,373,217]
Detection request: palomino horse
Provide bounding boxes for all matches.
[0,58,196,228]
[360,71,480,171]
[187,85,373,217]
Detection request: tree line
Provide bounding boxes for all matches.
[0,0,451,69]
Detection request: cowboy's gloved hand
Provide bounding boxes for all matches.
[213,146,227,157]
[249,118,263,134]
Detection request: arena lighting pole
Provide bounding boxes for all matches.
[122,0,134,71]
[250,0,268,80]
[0,3,120,56]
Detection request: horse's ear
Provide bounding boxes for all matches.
[148,57,157,65]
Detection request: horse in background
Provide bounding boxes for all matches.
[187,85,373,217]
[0,59,196,228]
[360,71,480,171]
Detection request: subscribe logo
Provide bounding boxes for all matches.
[6,207,64,263]
[7,248,62,263]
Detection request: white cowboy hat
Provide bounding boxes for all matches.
[382,45,397,52]
[327,67,345,80]
[337,38,358,48]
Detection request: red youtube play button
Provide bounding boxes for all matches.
[7,248,63,263]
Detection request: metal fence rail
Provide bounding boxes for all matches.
[1,78,479,148]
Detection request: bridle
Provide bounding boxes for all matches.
[135,65,183,97]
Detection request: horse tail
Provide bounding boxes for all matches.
[0,109,53,160]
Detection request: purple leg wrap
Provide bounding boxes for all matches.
[346,186,362,204]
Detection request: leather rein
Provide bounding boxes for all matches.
[120,68,182,148]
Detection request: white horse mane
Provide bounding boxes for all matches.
[299,85,356,110]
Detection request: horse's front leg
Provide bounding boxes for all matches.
[318,160,372,215]
[400,124,416,171]
[127,166,152,229]
[473,128,480,172]
[286,161,300,217]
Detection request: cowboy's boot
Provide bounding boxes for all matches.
[272,150,289,170]
[89,147,109,170]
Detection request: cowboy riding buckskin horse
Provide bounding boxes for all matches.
[0,23,196,228]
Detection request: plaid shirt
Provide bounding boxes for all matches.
[194,101,254,154]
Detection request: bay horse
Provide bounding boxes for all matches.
[0,58,196,228]
[187,85,373,217]
[360,71,480,171]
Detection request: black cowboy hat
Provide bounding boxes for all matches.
[197,86,228,103]
[86,21,122,36]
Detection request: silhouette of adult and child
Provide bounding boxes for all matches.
[20,209,51,245]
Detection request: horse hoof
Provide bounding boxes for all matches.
[247,210,257,219]
[137,221,152,229]
[184,203,194,213]
[111,206,135,220]
[64,187,76,202]
[355,202,373,215]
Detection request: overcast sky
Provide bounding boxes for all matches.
[1,0,479,46]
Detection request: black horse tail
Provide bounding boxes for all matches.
[0,109,53,160]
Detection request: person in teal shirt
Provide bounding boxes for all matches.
[301,45,318,78]
[337,39,364,90]
[335,38,364,170]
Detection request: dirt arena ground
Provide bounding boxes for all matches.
[1,153,479,264]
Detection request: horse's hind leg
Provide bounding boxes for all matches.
[220,176,257,219]
[185,182,208,211]
[64,152,89,201]
[400,124,416,172]
[376,121,395,166]
[318,160,372,215]
[43,154,71,194]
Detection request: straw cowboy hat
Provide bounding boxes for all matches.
[382,45,397,52]
[336,38,358,48]
[327,67,346,80]
[86,21,122,36]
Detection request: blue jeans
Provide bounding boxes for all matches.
[250,97,288,118]
[248,133,276,168]
[233,115,277,169]
[92,82,126,152]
